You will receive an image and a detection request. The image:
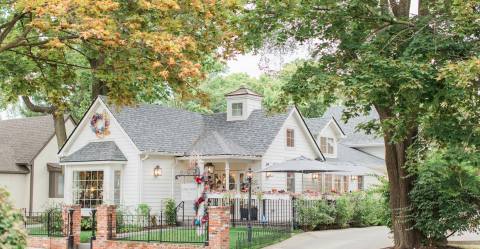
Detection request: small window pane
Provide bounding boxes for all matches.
[286,129,295,147]
[232,103,243,116]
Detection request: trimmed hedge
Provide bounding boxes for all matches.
[296,191,387,231]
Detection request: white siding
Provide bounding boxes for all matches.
[141,155,176,214]
[32,118,76,211]
[61,101,140,208]
[317,123,341,158]
[0,173,29,210]
[261,110,320,193]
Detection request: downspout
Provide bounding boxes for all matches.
[28,163,34,213]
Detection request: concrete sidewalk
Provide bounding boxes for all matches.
[265,226,480,249]
[265,226,393,249]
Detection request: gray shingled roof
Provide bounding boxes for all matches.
[192,110,290,156]
[0,115,56,173]
[225,86,262,97]
[325,144,386,174]
[101,97,291,156]
[305,117,332,136]
[322,106,383,146]
[61,141,127,163]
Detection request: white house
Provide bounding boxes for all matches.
[305,109,386,191]
[58,87,385,213]
[0,115,75,211]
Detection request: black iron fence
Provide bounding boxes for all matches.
[112,212,208,244]
[233,224,291,249]
[208,197,334,228]
[24,210,65,237]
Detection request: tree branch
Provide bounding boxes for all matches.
[0,12,28,45]
[21,96,56,114]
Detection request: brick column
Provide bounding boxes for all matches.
[95,205,116,242]
[208,206,230,249]
[62,205,81,248]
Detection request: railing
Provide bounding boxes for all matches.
[112,212,208,244]
[24,210,65,237]
[209,197,334,228]
[175,201,185,224]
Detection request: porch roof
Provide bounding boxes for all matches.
[60,141,127,163]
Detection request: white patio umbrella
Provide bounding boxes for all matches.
[258,156,349,174]
[257,156,376,192]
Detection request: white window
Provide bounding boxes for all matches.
[73,171,104,208]
[114,170,121,206]
[232,103,243,116]
[286,129,295,147]
[49,171,64,198]
[320,137,335,155]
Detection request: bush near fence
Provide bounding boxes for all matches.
[295,191,388,231]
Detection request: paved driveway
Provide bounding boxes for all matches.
[265,226,480,249]
[265,226,394,249]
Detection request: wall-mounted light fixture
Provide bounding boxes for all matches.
[312,173,319,180]
[350,175,358,181]
[153,165,162,177]
[266,172,273,178]
[205,162,214,174]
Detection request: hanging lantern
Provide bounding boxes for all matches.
[153,165,162,177]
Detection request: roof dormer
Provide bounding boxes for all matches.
[225,86,262,121]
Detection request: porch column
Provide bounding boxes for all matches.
[225,161,230,191]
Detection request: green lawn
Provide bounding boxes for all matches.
[81,231,93,243]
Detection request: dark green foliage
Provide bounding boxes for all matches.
[335,195,354,228]
[0,188,26,248]
[296,199,335,231]
[410,147,480,245]
[81,216,93,231]
[164,199,177,226]
[350,191,385,227]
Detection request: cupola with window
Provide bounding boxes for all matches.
[225,86,263,121]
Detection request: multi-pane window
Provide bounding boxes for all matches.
[358,176,364,190]
[287,172,295,192]
[334,175,342,193]
[232,103,243,116]
[343,176,349,193]
[324,174,333,192]
[73,171,104,208]
[286,129,295,147]
[49,171,64,198]
[319,137,335,155]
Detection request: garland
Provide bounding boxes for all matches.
[90,112,110,138]
[193,166,208,233]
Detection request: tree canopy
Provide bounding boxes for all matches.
[239,0,479,248]
[0,0,242,145]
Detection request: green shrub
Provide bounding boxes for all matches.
[350,191,384,227]
[410,147,480,245]
[296,199,335,230]
[164,199,177,226]
[335,195,354,227]
[0,187,26,248]
[81,216,93,230]
[136,203,150,216]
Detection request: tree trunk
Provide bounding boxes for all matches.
[21,96,67,148]
[376,106,422,249]
[89,54,108,100]
[52,112,67,147]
